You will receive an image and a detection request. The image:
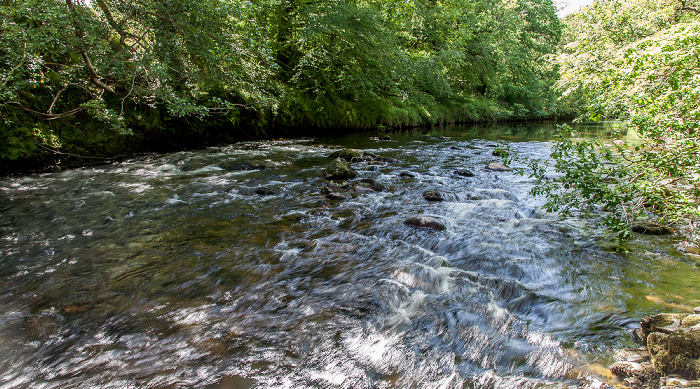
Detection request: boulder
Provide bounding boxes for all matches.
[485,163,511,172]
[455,169,475,177]
[218,161,266,171]
[254,187,277,196]
[423,190,444,202]
[399,171,416,178]
[631,222,674,235]
[404,216,446,231]
[328,149,363,162]
[355,178,385,192]
[323,158,358,180]
[325,191,349,201]
[611,312,700,385]
[648,328,700,380]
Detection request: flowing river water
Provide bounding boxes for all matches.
[0,122,698,388]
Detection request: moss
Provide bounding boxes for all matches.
[649,329,700,380]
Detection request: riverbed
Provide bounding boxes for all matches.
[0,122,698,388]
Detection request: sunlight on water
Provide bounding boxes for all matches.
[0,122,697,388]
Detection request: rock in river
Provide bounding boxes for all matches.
[323,158,358,180]
[423,190,444,202]
[611,312,700,387]
[355,178,385,192]
[630,222,674,235]
[328,148,362,162]
[485,163,511,172]
[455,169,475,177]
[404,216,446,231]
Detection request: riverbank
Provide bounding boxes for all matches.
[611,310,700,388]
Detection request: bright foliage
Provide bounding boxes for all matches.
[535,0,700,240]
[0,0,561,161]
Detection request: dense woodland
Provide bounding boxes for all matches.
[0,0,562,164]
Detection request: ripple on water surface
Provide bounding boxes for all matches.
[0,128,698,388]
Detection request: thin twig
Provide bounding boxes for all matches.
[47,87,67,114]
[9,101,84,119]
[34,142,115,160]
[0,43,27,91]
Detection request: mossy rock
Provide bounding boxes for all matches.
[328,148,362,162]
[641,313,688,339]
[423,190,444,202]
[355,178,385,192]
[631,222,674,235]
[404,216,446,231]
[323,158,358,180]
[648,329,700,380]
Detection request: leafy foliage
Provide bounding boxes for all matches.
[534,0,700,240]
[1,0,563,164]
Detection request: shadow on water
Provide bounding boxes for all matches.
[0,123,698,388]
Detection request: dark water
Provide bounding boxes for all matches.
[0,122,698,388]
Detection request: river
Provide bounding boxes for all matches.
[0,122,698,388]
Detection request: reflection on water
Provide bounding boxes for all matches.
[0,122,698,388]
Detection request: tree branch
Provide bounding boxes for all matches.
[34,141,116,160]
[679,0,700,13]
[8,101,84,119]
[0,43,27,92]
[65,0,117,94]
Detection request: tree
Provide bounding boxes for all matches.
[527,0,700,242]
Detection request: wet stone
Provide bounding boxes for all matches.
[355,178,385,192]
[328,148,362,162]
[631,222,674,235]
[423,190,444,202]
[218,161,266,171]
[325,192,349,201]
[254,187,277,196]
[455,169,475,177]
[485,163,511,172]
[404,216,446,231]
[399,171,416,178]
[323,158,358,180]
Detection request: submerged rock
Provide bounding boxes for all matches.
[399,171,416,178]
[355,178,385,192]
[325,191,349,200]
[254,187,277,196]
[631,222,674,235]
[218,161,266,171]
[24,313,65,339]
[404,216,446,231]
[323,158,358,180]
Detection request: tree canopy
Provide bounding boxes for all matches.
[529,0,700,241]
[0,0,562,162]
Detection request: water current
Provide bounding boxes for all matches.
[1,122,698,388]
